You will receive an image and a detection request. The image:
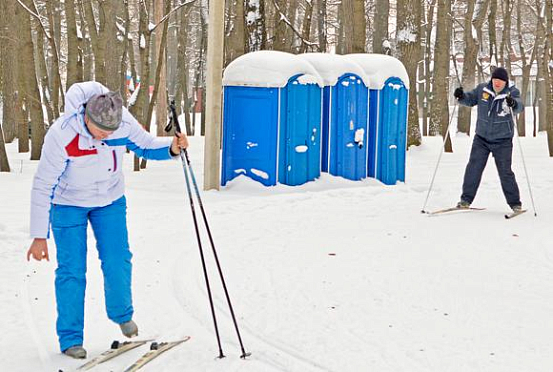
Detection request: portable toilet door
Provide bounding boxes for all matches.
[377,77,408,185]
[278,75,322,186]
[221,86,280,186]
[329,74,368,180]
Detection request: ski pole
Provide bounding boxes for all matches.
[168,103,225,359]
[168,101,250,359]
[421,102,459,213]
[510,105,537,216]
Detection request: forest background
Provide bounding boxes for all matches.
[0,0,551,181]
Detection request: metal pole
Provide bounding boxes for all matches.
[203,0,225,190]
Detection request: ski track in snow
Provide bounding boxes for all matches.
[4,128,553,371]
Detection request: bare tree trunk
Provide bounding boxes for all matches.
[0,123,9,171]
[487,0,497,66]
[175,4,192,134]
[129,0,153,171]
[341,0,354,53]
[299,0,314,53]
[317,0,327,52]
[396,0,422,147]
[473,0,490,81]
[155,0,169,137]
[45,0,63,114]
[141,0,171,169]
[84,0,104,83]
[193,7,207,136]
[78,0,94,81]
[548,0,553,142]
[422,0,436,135]
[457,0,477,135]
[19,0,46,160]
[65,0,81,87]
[373,0,389,54]
[515,0,538,137]
[352,0,366,53]
[430,0,452,152]
[0,0,11,170]
[499,0,513,70]
[246,0,266,51]
[98,0,120,90]
[543,0,553,154]
[1,0,18,143]
[33,17,55,126]
[120,0,131,106]
[536,0,549,135]
[272,0,294,52]
[225,0,246,65]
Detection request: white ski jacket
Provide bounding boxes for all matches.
[30,82,175,238]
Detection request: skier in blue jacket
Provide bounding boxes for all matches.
[453,67,524,212]
[26,81,189,359]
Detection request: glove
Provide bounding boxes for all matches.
[453,87,464,100]
[505,95,516,108]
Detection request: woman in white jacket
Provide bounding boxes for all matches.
[26,82,188,359]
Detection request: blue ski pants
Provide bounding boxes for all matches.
[51,196,133,352]
[460,135,521,208]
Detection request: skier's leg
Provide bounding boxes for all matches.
[460,135,491,204]
[89,196,133,324]
[51,204,89,352]
[492,139,521,208]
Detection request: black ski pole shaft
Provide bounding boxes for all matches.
[182,150,250,359]
[171,105,225,359]
[169,102,250,359]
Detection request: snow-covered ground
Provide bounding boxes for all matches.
[2,116,553,372]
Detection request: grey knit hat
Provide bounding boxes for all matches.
[85,91,123,131]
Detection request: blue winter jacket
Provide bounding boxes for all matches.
[30,82,176,239]
[458,81,524,141]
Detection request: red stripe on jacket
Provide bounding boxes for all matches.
[65,134,97,157]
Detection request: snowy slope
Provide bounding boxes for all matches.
[2,120,553,372]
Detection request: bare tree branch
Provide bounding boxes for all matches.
[271,0,318,47]
[150,0,198,33]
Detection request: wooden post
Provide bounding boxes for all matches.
[203,0,225,190]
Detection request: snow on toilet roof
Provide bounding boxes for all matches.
[223,51,324,88]
[347,54,410,90]
[298,53,370,87]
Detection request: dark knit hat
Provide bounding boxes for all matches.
[85,91,123,131]
[491,67,509,84]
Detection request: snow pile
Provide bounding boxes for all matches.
[223,51,324,88]
[347,53,410,89]
[298,53,370,87]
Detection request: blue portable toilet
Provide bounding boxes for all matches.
[299,53,371,181]
[347,54,409,185]
[222,51,324,186]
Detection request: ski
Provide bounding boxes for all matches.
[123,337,191,372]
[76,340,151,371]
[425,206,486,215]
[505,209,527,219]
